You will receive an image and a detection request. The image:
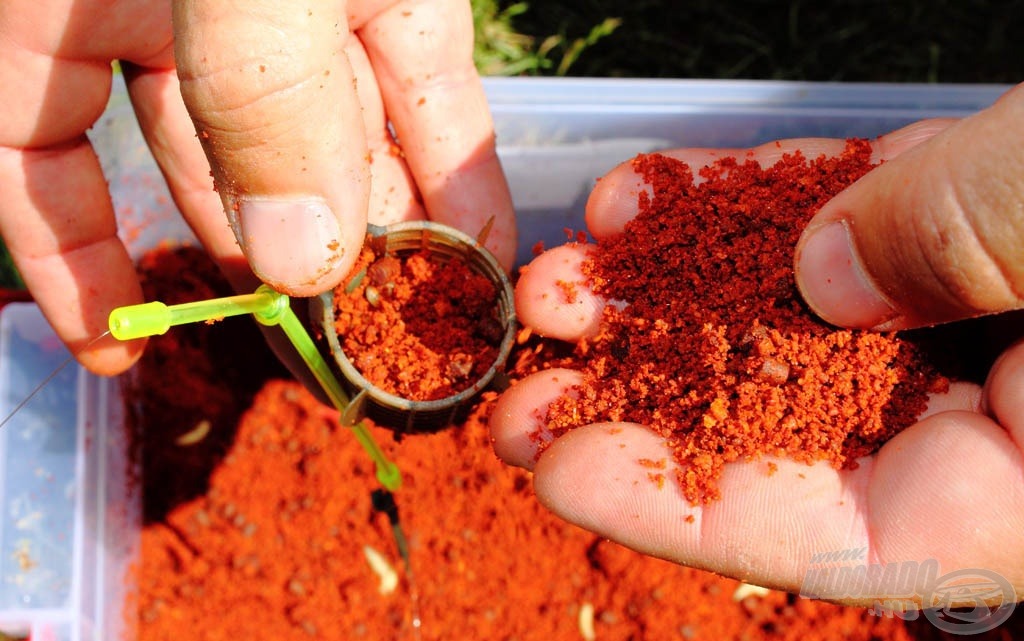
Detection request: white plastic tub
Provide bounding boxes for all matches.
[0,76,1010,640]
[0,304,134,641]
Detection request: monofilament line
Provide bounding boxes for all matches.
[0,330,111,431]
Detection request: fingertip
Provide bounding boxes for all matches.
[584,160,650,239]
[32,275,148,377]
[873,118,958,160]
[920,381,983,420]
[233,196,363,297]
[19,238,150,377]
[514,244,606,341]
[982,339,1024,440]
[76,333,147,377]
[794,219,899,329]
[490,368,581,469]
[75,300,148,375]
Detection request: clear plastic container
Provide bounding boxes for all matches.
[0,75,1010,640]
[0,304,135,641]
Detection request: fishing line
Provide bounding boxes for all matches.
[0,330,111,432]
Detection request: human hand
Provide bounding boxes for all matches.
[491,83,1024,605]
[0,0,515,376]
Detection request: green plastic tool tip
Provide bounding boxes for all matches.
[109,301,173,340]
[108,290,283,341]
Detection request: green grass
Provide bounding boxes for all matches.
[474,0,1024,82]
[472,0,621,76]
[0,238,24,291]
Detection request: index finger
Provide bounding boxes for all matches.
[0,12,152,374]
[585,121,957,241]
[357,0,517,269]
[517,125,959,342]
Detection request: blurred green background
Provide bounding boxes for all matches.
[473,0,1024,81]
[2,0,1021,291]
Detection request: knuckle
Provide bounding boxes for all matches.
[175,11,345,134]
[916,179,1024,316]
[179,49,317,121]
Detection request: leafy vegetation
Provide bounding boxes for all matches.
[0,238,23,291]
[473,0,1023,82]
[472,0,621,76]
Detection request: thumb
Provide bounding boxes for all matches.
[173,1,367,296]
[795,82,1024,330]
